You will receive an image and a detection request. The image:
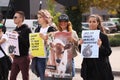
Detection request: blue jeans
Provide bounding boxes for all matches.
[37,58,46,80]
[72,58,75,77]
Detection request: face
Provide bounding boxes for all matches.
[88,17,99,30]
[37,14,46,25]
[59,21,68,30]
[13,13,23,25]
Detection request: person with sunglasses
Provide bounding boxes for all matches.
[10,11,32,80]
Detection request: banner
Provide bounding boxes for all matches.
[6,32,20,55]
[29,33,45,57]
[45,32,73,78]
[81,30,100,58]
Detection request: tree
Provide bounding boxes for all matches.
[66,0,120,34]
[51,0,120,35]
[46,0,61,25]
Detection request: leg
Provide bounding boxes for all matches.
[19,56,30,80]
[72,58,75,77]
[2,57,9,80]
[37,58,46,80]
[10,58,20,80]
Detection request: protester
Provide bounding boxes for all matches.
[0,13,9,80]
[56,14,79,79]
[31,9,56,80]
[0,13,6,33]
[10,11,32,80]
[79,14,114,80]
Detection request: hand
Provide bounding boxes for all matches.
[78,39,84,45]
[29,54,34,59]
[97,39,102,47]
[10,54,15,58]
[39,33,47,40]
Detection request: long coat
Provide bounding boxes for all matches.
[80,32,114,80]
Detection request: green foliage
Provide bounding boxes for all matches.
[66,6,82,35]
[108,34,120,47]
[79,0,120,13]
[46,0,61,25]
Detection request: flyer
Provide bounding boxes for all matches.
[29,33,45,57]
[6,32,20,55]
[81,30,100,58]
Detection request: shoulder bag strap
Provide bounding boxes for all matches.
[0,46,7,56]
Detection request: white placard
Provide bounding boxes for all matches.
[6,32,20,56]
[81,30,100,58]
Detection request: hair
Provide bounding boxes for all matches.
[57,21,73,32]
[88,14,106,34]
[37,9,52,24]
[15,11,25,22]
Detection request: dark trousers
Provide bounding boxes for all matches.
[0,57,9,80]
[10,56,30,80]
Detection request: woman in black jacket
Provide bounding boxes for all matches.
[79,14,114,80]
[31,9,57,80]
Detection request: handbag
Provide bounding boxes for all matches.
[30,57,39,77]
[0,46,12,70]
[72,43,80,57]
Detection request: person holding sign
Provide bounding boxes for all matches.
[10,11,32,80]
[0,13,9,80]
[30,9,56,80]
[79,14,114,80]
[50,14,79,79]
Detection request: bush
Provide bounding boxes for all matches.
[108,34,120,47]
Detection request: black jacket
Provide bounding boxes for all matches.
[35,25,57,33]
[80,32,114,80]
[14,24,32,57]
[30,25,57,77]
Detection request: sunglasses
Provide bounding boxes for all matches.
[13,16,18,19]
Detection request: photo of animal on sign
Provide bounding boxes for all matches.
[81,30,100,58]
[45,32,73,78]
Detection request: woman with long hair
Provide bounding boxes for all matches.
[79,14,114,80]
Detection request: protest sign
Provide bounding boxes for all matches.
[81,30,100,58]
[45,32,73,78]
[6,32,19,55]
[29,33,45,57]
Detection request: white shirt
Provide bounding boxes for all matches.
[40,26,49,35]
[39,26,50,58]
[0,34,8,58]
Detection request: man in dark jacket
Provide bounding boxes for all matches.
[10,11,32,80]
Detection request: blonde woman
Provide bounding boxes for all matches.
[33,9,56,80]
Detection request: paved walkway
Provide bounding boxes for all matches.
[9,47,120,80]
[74,46,120,76]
